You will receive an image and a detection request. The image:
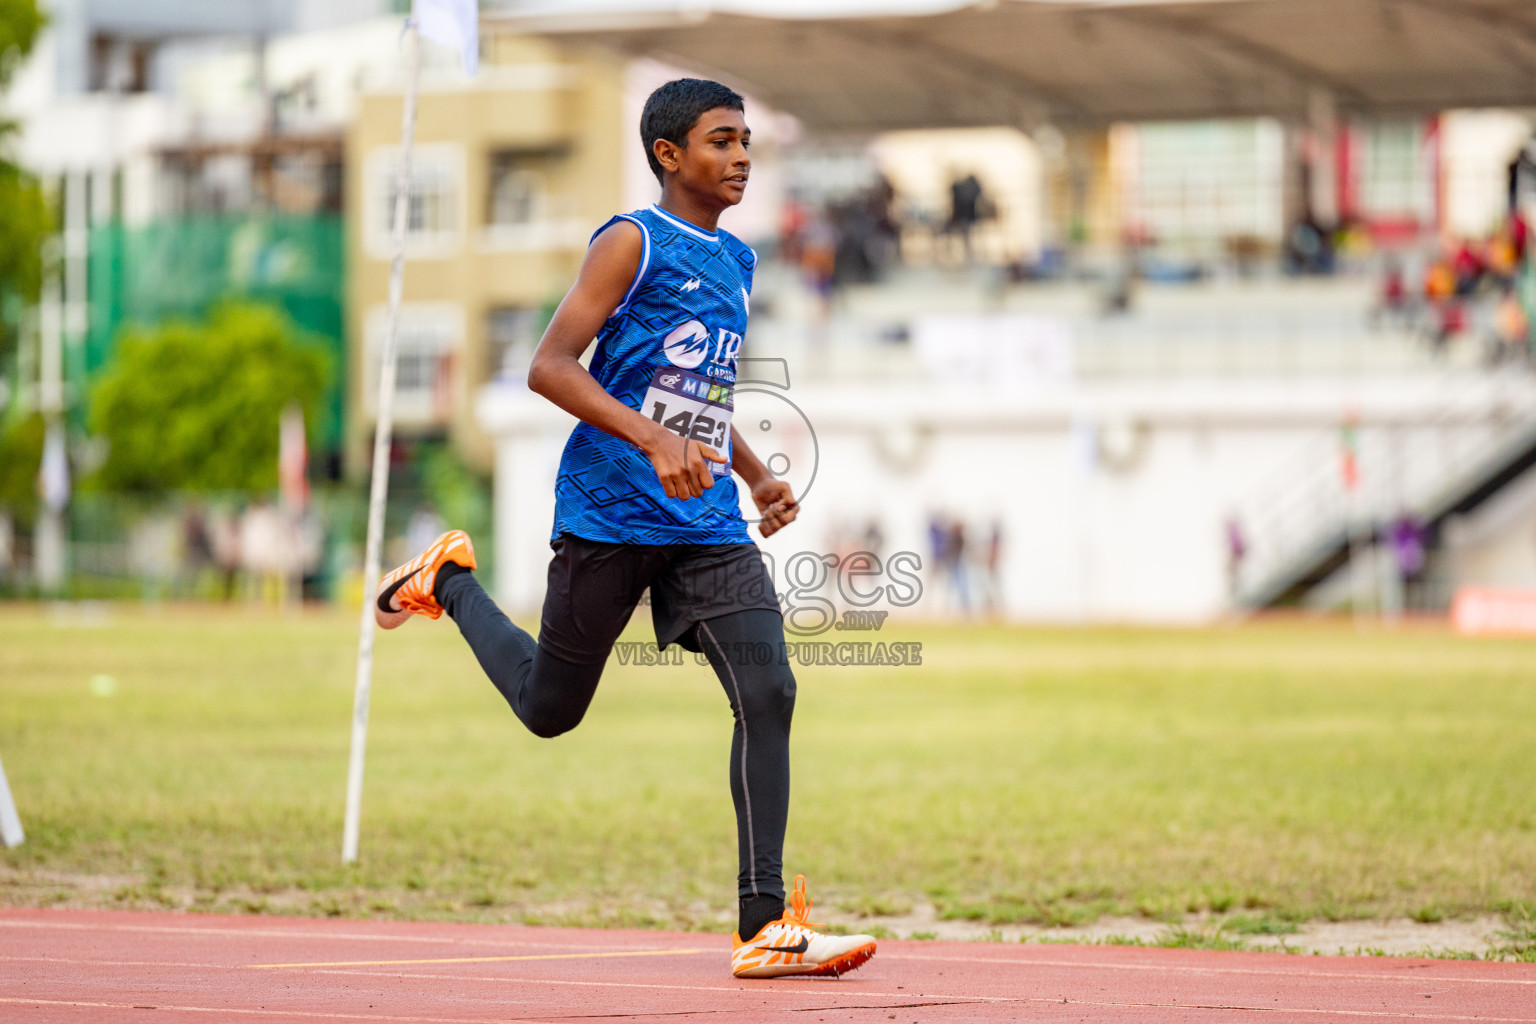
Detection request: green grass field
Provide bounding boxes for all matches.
[2,605,1534,948]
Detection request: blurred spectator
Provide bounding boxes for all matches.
[1424,257,1457,303]
[946,172,985,264]
[1486,227,1520,287]
[1431,299,1468,355]
[947,518,971,614]
[865,174,901,273]
[927,512,946,567]
[832,201,881,286]
[183,507,213,570]
[1372,258,1411,329]
[1451,239,1484,297]
[212,506,243,600]
[1390,513,1427,609]
[801,210,837,297]
[1286,216,1334,275]
[801,208,837,351]
[779,194,809,267]
[406,507,446,556]
[1510,207,1529,264]
[861,518,884,562]
[240,499,286,598]
[1225,515,1247,600]
[1424,254,1465,355]
[1492,287,1530,365]
[982,519,1004,615]
[0,508,12,579]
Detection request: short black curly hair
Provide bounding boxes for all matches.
[640,78,745,186]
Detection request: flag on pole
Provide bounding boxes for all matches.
[414,0,480,76]
[279,404,309,511]
[1339,416,1360,492]
[38,424,69,512]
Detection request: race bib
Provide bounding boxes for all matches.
[642,367,733,477]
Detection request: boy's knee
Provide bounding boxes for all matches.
[741,669,796,724]
[519,702,587,739]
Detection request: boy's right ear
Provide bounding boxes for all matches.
[652,138,682,178]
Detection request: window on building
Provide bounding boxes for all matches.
[365,305,461,424]
[89,34,152,93]
[367,144,462,256]
[487,150,559,227]
[487,154,543,227]
[486,307,540,381]
[385,161,454,234]
[1359,119,1434,222]
[1130,119,1284,259]
[265,150,344,214]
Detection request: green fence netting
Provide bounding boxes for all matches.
[85,215,346,453]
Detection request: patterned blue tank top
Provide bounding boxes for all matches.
[551,205,757,545]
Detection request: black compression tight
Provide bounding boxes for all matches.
[436,570,795,904]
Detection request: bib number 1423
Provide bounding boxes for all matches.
[641,367,733,476]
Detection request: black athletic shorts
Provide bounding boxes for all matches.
[537,532,782,664]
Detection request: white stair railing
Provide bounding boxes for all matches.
[1235,368,1536,606]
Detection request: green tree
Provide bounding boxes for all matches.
[0,0,48,374]
[89,303,330,493]
[0,409,42,529]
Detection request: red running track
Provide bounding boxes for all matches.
[2,908,1533,1022]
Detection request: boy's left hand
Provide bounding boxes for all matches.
[751,478,798,538]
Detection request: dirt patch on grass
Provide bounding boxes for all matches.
[854,902,1511,956]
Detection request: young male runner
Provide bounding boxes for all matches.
[375,78,876,980]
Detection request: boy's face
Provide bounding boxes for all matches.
[660,106,751,207]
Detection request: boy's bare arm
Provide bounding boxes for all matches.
[528,222,724,501]
[730,426,798,537]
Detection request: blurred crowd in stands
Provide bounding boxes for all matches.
[777,171,999,295]
[1372,210,1532,364]
[775,168,1533,371]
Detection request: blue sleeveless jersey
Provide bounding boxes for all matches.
[551,205,757,545]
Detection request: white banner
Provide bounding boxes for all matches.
[415,0,479,76]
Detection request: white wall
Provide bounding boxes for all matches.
[1442,109,1534,237]
[1440,465,1536,592]
[479,371,1536,623]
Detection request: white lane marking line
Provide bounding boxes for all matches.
[0,917,678,952]
[1057,997,1535,1022]
[13,988,1527,1024]
[0,997,530,1023]
[6,971,1530,1022]
[886,952,1536,986]
[302,967,1009,1003]
[299,968,1536,1019]
[4,957,981,1005]
[249,948,712,970]
[2,955,221,969]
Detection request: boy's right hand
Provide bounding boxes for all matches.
[644,428,727,500]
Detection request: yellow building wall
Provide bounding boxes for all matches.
[347,34,624,474]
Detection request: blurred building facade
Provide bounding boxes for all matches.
[345,32,624,474]
[8,1,1536,620]
[5,0,407,469]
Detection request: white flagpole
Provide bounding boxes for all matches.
[0,754,23,848]
[343,20,422,865]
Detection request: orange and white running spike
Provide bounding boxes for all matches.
[730,875,876,979]
[374,530,476,630]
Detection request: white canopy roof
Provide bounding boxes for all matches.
[488,0,1536,130]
